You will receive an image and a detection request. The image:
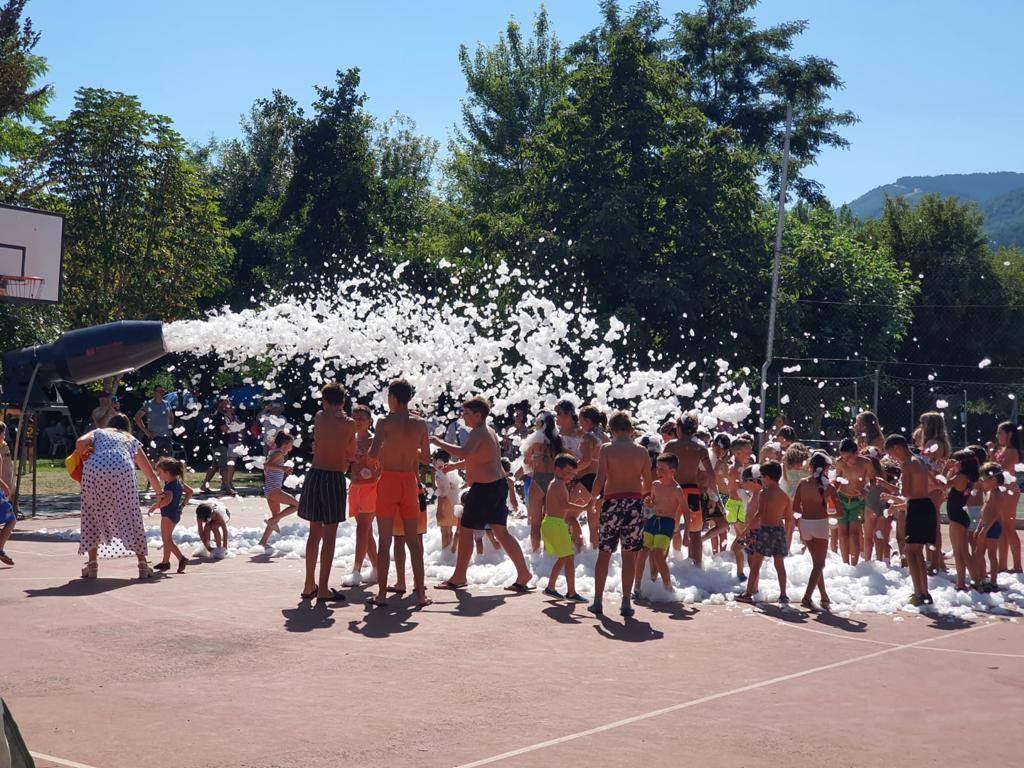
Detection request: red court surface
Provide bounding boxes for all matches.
[4,504,1023,768]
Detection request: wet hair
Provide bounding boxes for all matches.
[352,403,372,419]
[677,412,699,436]
[881,457,901,483]
[712,432,732,451]
[741,465,761,483]
[809,451,832,476]
[998,421,1024,455]
[608,411,632,434]
[555,400,578,423]
[884,434,909,450]
[918,411,951,458]
[596,411,608,429]
[656,452,679,470]
[433,449,451,463]
[659,421,677,437]
[966,444,989,465]
[579,405,602,428]
[760,461,782,482]
[155,456,185,477]
[322,382,347,405]
[730,436,752,450]
[980,461,1005,480]
[108,413,132,432]
[274,431,293,448]
[463,396,491,417]
[500,457,512,472]
[951,449,980,483]
[776,425,797,443]
[784,442,810,468]
[839,437,858,454]
[387,379,414,405]
[855,411,883,444]
[539,411,563,455]
[554,453,578,470]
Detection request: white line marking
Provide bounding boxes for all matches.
[29,751,101,768]
[452,623,996,768]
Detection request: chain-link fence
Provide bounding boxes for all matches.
[768,361,1023,449]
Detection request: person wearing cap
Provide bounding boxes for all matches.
[91,391,117,429]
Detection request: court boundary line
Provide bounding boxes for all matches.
[29,751,100,768]
[452,622,995,768]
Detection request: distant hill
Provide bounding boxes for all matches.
[845,172,1024,248]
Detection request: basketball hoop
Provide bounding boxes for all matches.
[0,275,44,300]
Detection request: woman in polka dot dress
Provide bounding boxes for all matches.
[77,413,162,579]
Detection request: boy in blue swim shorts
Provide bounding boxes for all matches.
[636,453,687,596]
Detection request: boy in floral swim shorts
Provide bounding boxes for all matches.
[739,461,790,604]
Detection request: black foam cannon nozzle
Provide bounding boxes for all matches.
[2,320,168,406]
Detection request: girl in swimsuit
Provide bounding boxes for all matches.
[258,432,299,549]
[523,412,561,552]
[994,421,1023,572]
[793,451,838,611]
[853,411,886,453]
[945,449,981,590]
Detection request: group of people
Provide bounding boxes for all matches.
[33,376,1024,619]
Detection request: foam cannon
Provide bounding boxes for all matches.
[2,321,168,407]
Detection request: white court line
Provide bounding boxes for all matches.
[29,751,101,768]
[452,622,995,768]
[758,611,1024,658]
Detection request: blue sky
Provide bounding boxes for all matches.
[31,0,1024,204]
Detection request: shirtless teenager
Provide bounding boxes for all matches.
[368,379,431,608]
[834,437,877,565]
[434,396,533,592]
[738,462,790,604]
[299,383,355,603]
[663,413,714,566]
[577,405,604,548]
[589,411,652,618]
[885,434,935,606]
[793,452,838,610]
[346,404,379,587]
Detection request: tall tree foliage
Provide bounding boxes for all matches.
[46,88,233,328]
[670,0,857,202]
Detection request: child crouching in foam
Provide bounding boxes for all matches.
[196,499,230,558]
[541,453,587,601]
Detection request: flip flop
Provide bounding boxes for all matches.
[735,594,754,604]
[416,596,434,608]
[435,580,468,590]
[366,596,388,608]
[505,582,535,593]
[318,588,347,603]
[300,584,318,600]
[386,586,407,595]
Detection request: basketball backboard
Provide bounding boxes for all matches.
[0,203,64,304]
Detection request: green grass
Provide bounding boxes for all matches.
[15,460,264,496]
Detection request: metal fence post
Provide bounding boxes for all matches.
[910,385,915,434]
[963,387,968,446]
[873,368,880,413]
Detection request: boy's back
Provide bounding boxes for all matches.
[757,484,790,528]
[600,439,651,495]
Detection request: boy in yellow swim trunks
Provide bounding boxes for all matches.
[637,453,687,596]
[541,454,588,602]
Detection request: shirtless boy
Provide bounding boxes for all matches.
[541,454,588,602]
[368,379,431,608]
[739,461,790,604]
[663,413,714,565]
[299,383,355,603]
[433,396,533,592]
[577,405,604,547]
[589,411,652,617]
[974,462,1011,591]
[884,434,934,606]
[637,453,686,596]
[346,404,379,586]
[724,436,753,581]
[834,437,877,565]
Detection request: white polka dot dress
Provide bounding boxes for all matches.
[78,429,147,559]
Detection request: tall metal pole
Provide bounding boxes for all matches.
[758,103,793,446]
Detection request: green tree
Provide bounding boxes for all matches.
[277,68,378,279]
[373,113,439,254]
[670,0,857,202]
[522,1,764,364]
[45,88,233,328]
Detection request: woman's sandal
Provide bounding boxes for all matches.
[317,588,347,603]
[505,582,535,593]
[300,584,318,600]
[138,562,155,579]
[81,561,98,579]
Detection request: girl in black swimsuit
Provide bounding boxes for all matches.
[946,449,980,591]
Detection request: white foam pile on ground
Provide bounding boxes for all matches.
[162,258,752,433]
[34,518,1024,619]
